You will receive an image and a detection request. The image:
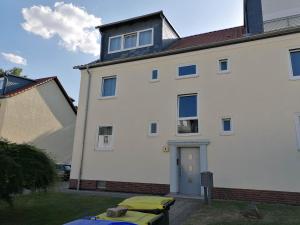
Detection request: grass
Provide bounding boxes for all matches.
[0,192,124,225]
[185,200,300,225]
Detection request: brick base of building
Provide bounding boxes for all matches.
[213,187,300,205]
[69,179,170,195]
[69,179,300,204]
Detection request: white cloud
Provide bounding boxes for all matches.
[1,52,27,65]
[21,2,101,56]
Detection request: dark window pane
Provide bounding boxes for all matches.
[220,60,228,71]
[152,70,158,80]
[109,37,121,52]
[178,120,198,134]
[179,95,197,118]
[150,123,157,134]
[178,65,197,76]
[102,77,116,97]
[291,51,300,76]
[124,33,137,49]
[139,30,152,46]
[223,119,231,131]
[99,126,112,135]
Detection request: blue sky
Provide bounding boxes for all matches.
[0,0,244,103]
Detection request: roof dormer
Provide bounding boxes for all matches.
[97,11,179,62]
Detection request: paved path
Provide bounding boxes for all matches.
[57,182,202,225]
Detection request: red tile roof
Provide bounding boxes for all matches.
[168,26,245,50]
[4,76,77,114]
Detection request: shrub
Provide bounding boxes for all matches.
[0,139,56,206]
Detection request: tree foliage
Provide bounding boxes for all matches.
[0,67,23,76]
[0,140,56,206]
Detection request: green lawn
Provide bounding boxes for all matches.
[185,200,300,225]
[0,192,124,225]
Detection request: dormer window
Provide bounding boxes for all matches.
[108,28,153,54]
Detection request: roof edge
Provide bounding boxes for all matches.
[75,26,300,70]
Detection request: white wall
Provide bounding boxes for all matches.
[71,32,300,193]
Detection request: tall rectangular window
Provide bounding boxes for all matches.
[97,126,113,150]
[139,29,153,46]
[109,36,122,52]
[178,65,197,77]
[124,33,137,49]
[148,121,158,136]
[177,94,198,134]
[290,49,300,78]
[151,69,159,81]
[101,76,116,97]
[220,117,233,135]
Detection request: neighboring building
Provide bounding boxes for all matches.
[0,75,76,163]
[71,0,300,204]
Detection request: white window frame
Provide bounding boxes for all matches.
[99,75,117,100]
[95,125,114,151]
[294,113,300,151]
[150,68,160,82]
[218,58,230,74]
[176,93,200,136]
[108,28,154,54]
[177,64,198,79]
[220,116,234,136]
[289,49,300,80]
[123,32,138,50]
[148,121,159,136]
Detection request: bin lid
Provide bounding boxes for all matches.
[63,219,137,225]
[96,211,161,225]
[118,196,175,210]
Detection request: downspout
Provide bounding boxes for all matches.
[77,66,92,190]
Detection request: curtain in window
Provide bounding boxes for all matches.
[102,77,116,97]
[124,34,137,49]
[139,30,152,46]
[110,37,121,52]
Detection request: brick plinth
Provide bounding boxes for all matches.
[213,187,300,205]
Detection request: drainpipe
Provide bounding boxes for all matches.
[77,66,92,190]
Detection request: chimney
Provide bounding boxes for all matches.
[244,0,264,35]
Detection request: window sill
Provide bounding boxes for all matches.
[98,96,117,100]
[220,131,234,136]
[150,79,160,83]
[95,148,113,151]
[176,74,199,80]
[175,132,201,137]
[148,133,159,137]
[289,76,300,80]
[217,70,231,75]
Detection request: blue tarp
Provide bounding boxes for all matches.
[63,219,136,225]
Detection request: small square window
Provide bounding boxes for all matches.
[290,50,300,78]
[219,59,229,73]
[101,76,116,97]
[149,122,158,136]
[221,118,233,135]
[151,69,159,81]
[178,65,197,77]
[124,33,137,49]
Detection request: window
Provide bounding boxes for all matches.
[108,28,153,53]
[0,78,4,90]
[151,69,159,81]
[295,113,300,151]
[139,29,153,46]
[101,76,116,98]
[109,36,122,52]
[177,94,198,134]
[148,121,158,136]
[97,126,113,150]
[218,59,229,73]
[221,117,233,135]
[178,65,197,78]
[290,49,300,79]
[124,33,137,49]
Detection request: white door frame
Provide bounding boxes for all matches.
[168,140,210,195]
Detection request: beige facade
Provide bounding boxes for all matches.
[0,80,76,163]
[71,32,300,194]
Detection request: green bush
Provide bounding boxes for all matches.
[0,139,56,206]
